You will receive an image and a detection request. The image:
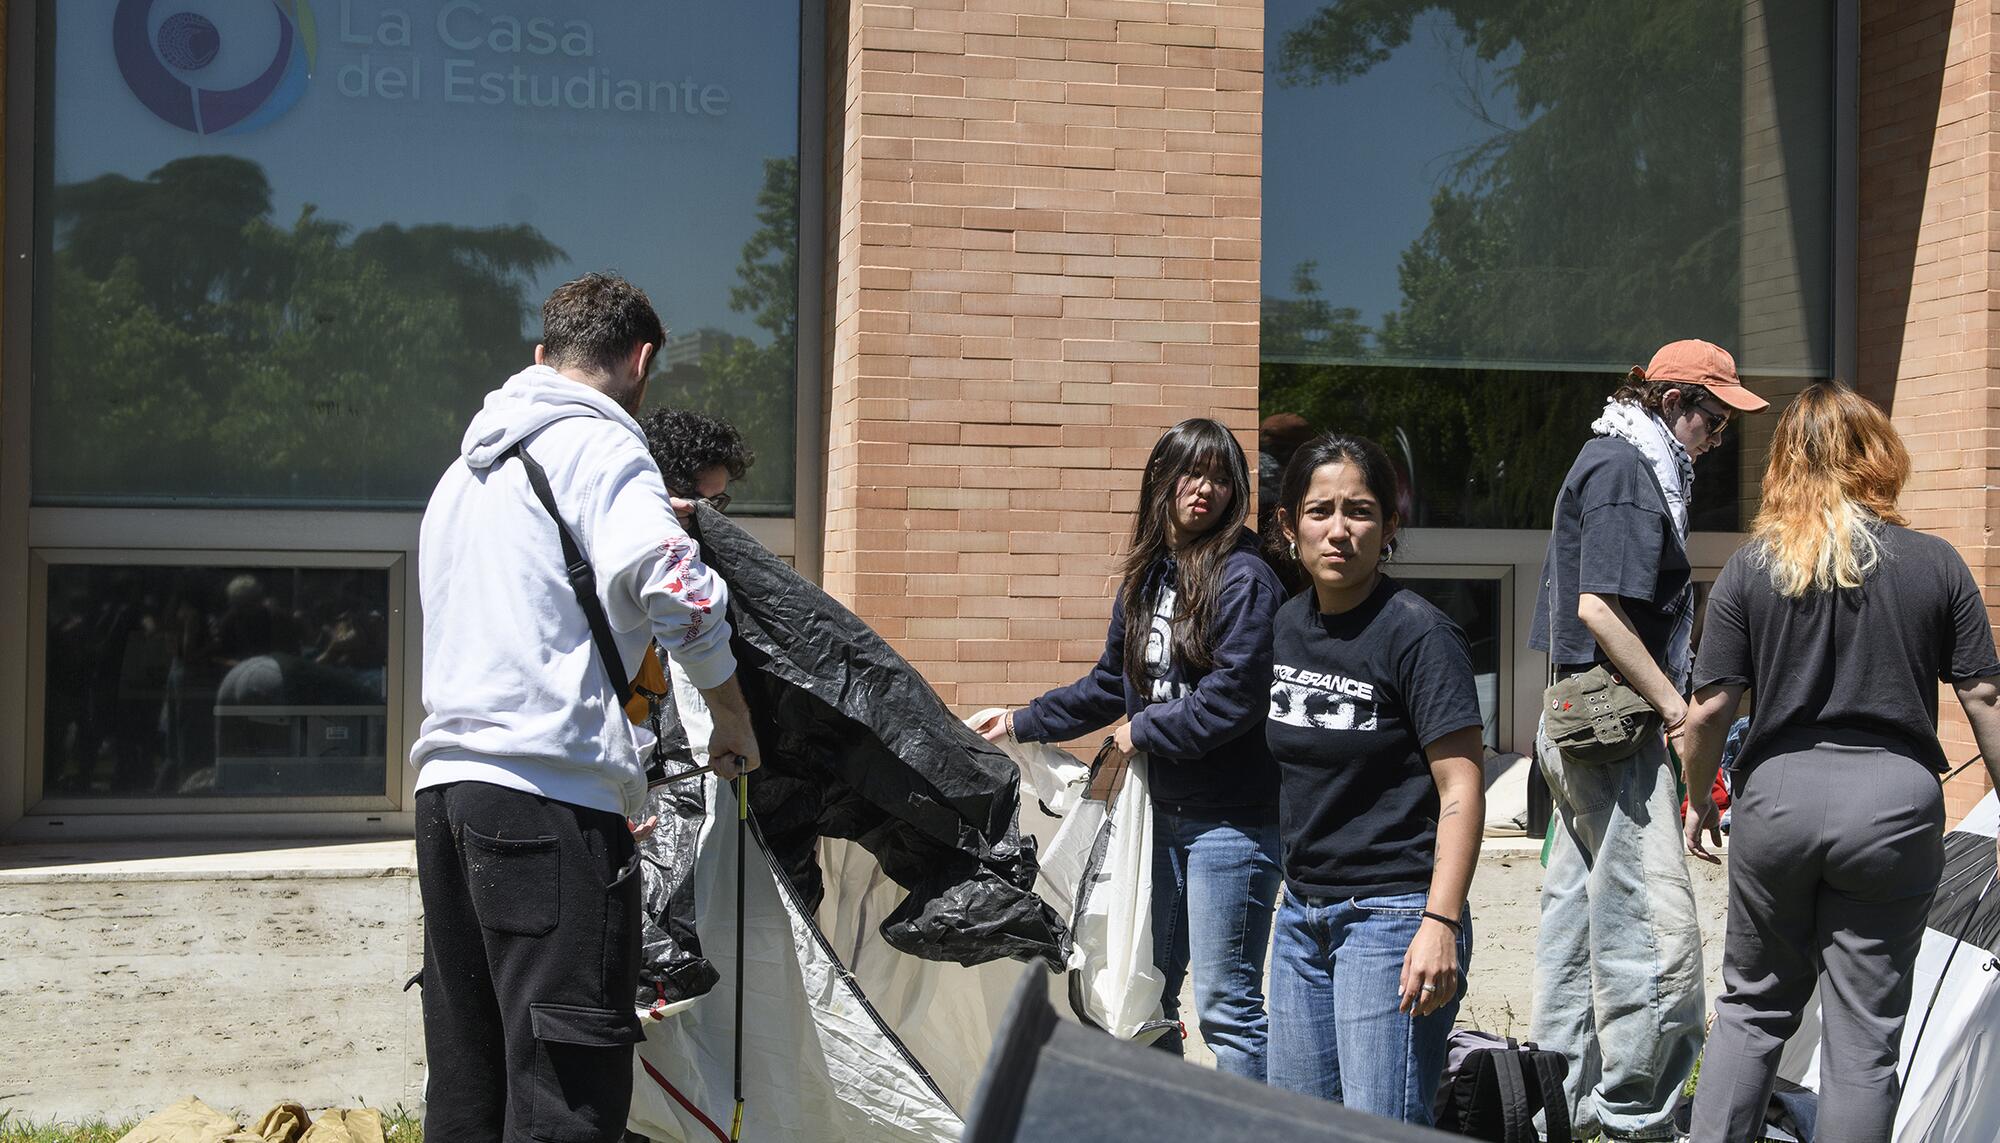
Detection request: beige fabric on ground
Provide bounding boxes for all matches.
[243,1103,309,1142]
[115,1097,240,1143]
[298,1109,386,1143]
[114,1101,385,1143]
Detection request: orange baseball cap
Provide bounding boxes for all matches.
[1633,339,1768,412]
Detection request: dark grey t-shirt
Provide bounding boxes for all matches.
[1693,524,2000,773]
[1530,437,1689,669]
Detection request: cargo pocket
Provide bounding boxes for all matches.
[463,826,560,937]
[527,1002,646,1143]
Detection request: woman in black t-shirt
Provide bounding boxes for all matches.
[1264,433,1486,1125]
[1679,383,2000,1142]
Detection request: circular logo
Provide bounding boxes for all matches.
[113,1,317,135]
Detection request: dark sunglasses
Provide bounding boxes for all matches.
[1693,400,1733,438]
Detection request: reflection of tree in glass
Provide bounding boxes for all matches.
[43,155,562,503]
[1261,261,1370,361]
[1261,1,1746,531]
[646,155,798,515]
[1274,0,1741,363]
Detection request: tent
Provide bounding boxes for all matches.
[1776,790,2000,1142]
[627,507,1161,1141]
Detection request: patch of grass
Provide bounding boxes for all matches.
[0,1108,421,1143]
[0,1113,135,1143]
[383,1105,423,1142]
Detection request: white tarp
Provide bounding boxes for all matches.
[628,773,967,1143]
[631,663,972,1143]
[992,732,1172,1044]
[627,695,1163,1142]
[1777,791,2000,1142]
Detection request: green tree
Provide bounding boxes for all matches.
[647,155,799,513]
[1274,0,1744,364]
[1261,261,1370,361]
[1261,0,1755,528]
[41,155,563,504]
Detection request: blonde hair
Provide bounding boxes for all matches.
[1750,382,1909,597]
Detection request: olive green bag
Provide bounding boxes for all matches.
[1543,664,1658,765]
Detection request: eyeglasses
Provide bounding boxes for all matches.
[671,489,733,513]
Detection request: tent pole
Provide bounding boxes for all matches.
[1905,870,1998,1084]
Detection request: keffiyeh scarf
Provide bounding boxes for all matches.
[1589,398,1697,692]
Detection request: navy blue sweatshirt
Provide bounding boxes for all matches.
[1013,529,1284,812]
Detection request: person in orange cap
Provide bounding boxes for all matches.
[1526,340,1767,1140]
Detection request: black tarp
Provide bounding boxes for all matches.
[1930,829,2000,954]
[632,505,1064,1003]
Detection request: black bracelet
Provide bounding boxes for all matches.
[1421,910,1463,934]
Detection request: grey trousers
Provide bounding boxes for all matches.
[1689,739,1944,1143]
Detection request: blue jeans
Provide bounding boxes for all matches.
[1267,890,1471,1124]
[1533,724,1705,1141]
[1150,805,1282,1081]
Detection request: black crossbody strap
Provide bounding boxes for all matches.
[507,442,633,709]
[1532,1049,1573,1143]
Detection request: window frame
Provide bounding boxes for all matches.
[0,0,828,838]
[27,544,408,815]
[1386,561,1516,752]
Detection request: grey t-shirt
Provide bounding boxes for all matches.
[1530,437,1690,669]
[1693,524,2000,773]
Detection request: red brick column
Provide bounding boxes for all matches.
[823,0,1262,717]
[1858,0,1998,821]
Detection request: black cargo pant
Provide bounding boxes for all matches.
[416,781,645,1143]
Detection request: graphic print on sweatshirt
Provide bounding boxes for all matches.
[1269,662,1379,731]
[1145,586,1189,703]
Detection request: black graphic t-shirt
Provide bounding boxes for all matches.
[1143,583,1188,704]
[1267,575,1484,899]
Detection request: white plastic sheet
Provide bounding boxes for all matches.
[973,716,1172,1044]
[630,665,965,1143]
[1777,791,2000,1143]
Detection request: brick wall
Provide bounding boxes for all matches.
[823,0,1262,718]
[1858,0,1996,821]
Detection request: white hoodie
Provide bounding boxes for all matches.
[411,365,737,817]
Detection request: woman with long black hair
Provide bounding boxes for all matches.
[1265,432,1485,1124]
[976,417,1286,1080]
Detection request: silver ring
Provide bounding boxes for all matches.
[1420,984,1439,993]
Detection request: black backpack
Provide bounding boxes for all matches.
[1432,1030,1572,1142]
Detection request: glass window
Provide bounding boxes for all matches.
[1262,1,1836,530]
[34,1,800,513]
[1399,576,1503,751]
[43,562,393,798]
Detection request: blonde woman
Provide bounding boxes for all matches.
[1679,382,2000,1143]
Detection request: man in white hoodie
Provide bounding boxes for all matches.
[410,272,762,1143]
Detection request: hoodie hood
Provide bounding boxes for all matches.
[460,364,646,470]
